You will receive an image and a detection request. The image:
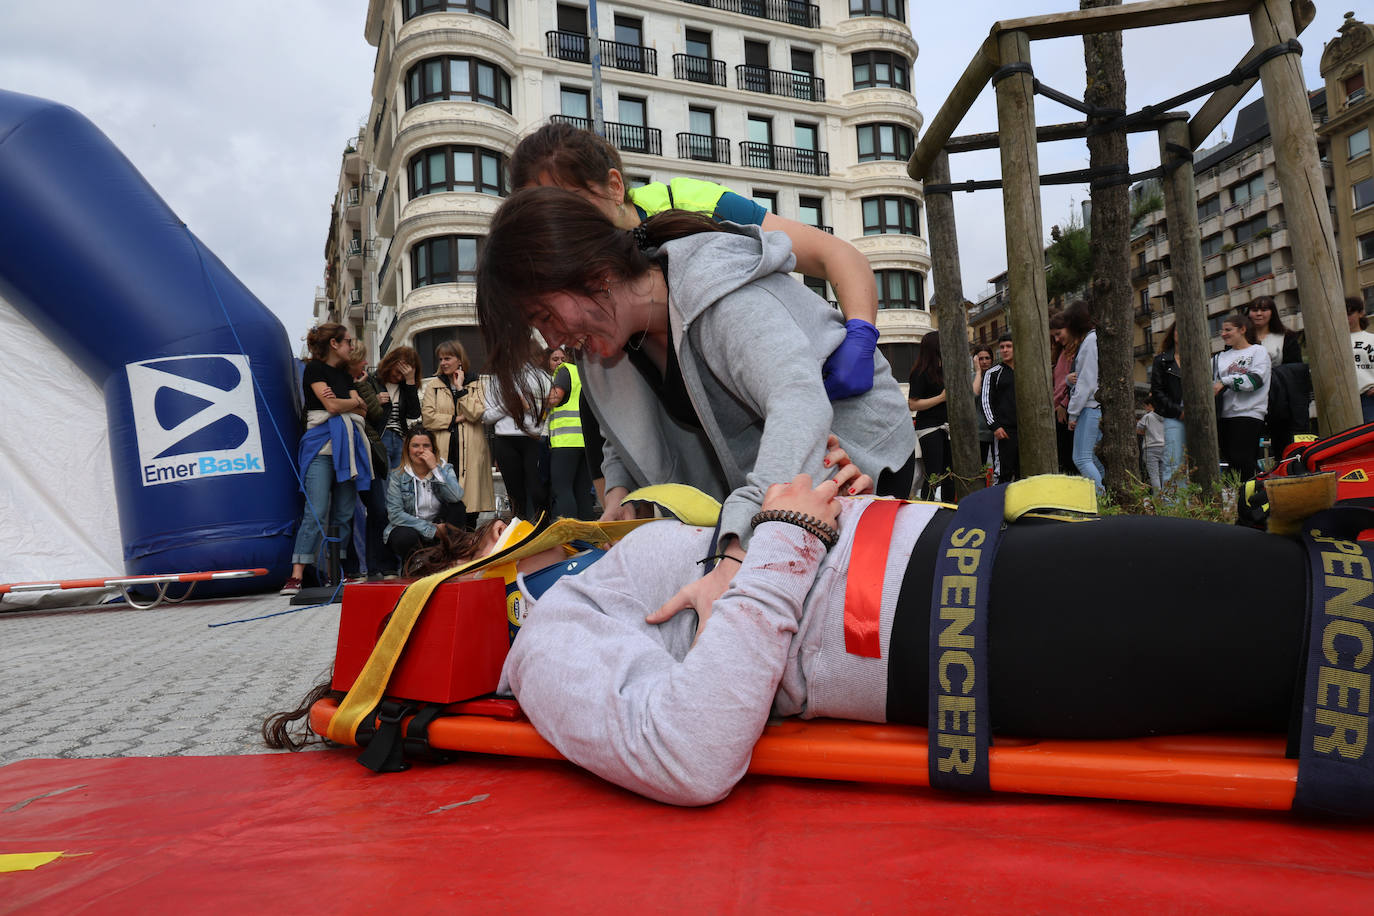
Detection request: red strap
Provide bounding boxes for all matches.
[843,499,903,658]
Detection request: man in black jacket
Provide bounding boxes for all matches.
[981,333,1019,483]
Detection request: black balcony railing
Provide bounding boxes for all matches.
[677,133,731,163]
[546,31,658,74]
[553,115,662,156]
[677,0,820,28]
[1130,263,1158,282]
[740,141,829,176]
[736,64,824,100]
[547,29,591,63]
[673,53,727,86]
[1135,303,1152,320]
[602,37,657,74]
[1134,343,1154,360]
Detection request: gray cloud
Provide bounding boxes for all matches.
[0,2,1355,338]
[0,1,375,345]
[916,3,1352,300]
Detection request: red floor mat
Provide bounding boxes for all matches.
[4,752,1373,913]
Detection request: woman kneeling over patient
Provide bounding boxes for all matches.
[477,186,916,622]
[384,427,467,570]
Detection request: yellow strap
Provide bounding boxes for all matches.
[1002,475,1098,521]
[0,852,64,873]
[327,515,655,745]
[623,483,723,526]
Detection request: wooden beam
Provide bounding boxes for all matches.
[925,152,985,497]
[994,30,1058,479]
[1251,0,1361,434]
[1188,1,1316,148]
[1158,118,1221,491]
[945,113,1188,154]
[994,0,1254,42]
[907,36,999,181]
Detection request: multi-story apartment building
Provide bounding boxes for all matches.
[319,128,382,344]
[1319,12,1374,308]
[323,0,930,379]
[1132,89,1330,375]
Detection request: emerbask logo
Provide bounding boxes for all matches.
[126,354,266,487]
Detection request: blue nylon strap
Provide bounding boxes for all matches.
[1297,507,1374,817]
[928,484,1006,793]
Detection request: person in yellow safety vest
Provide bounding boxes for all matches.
[546,348,596,520]
[510,121,881,401]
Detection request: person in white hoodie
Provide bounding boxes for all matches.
[1212,312,1271,482]
[383,427,466,569]
[1063,301,1105,491]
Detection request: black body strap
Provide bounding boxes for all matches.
[927,484,1007,793]
[1296,507,1374,817]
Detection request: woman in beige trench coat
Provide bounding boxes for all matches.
[421,340,495,525]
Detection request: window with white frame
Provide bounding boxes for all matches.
[1350,127,1371,160]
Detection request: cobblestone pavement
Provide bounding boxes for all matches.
[0,592,340,765]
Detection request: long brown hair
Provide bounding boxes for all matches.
[912,330,943,387]
[404,519,501,576]
[1158,321,1177,355]
[261,518,504,752]
[477,186,726,425]
[1247,296,1289,336]
[510,120,626,197]
[376,345,420,385]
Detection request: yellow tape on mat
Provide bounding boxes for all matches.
[0,851,64,873]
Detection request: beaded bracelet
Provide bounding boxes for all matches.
[749,509,839,550]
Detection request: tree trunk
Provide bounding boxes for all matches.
[1081,0,1135,502]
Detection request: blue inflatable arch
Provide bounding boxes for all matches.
[0,90,301,593]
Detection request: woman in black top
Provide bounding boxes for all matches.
[907,331,948,501]
[1150,322,1185,491]
[1247,296,1307,458]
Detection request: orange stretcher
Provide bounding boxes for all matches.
[308,696,1298,811]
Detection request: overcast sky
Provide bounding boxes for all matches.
[0,2,1357,344]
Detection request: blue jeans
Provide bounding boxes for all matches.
[382,427,404,471]
[291,451,358,566]
[1162,417,1185,490]
[1072,406,1105,490]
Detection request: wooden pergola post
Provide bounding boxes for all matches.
[926,151,985,496]
[1158,116,1221,491]
[993,30,1057,477]
[1251,0,1361,434]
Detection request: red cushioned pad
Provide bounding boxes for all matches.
[4,753,1374,913]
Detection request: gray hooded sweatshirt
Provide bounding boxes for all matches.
[499,498,938,806]
[580,225,914,545]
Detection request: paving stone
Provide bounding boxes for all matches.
[0,596,341,765]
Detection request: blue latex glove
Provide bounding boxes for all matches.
[822,319,878,400]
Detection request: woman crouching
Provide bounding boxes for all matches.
[384,427,467,569]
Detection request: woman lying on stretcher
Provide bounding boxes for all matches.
[269,456,1317,807]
